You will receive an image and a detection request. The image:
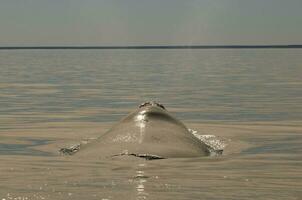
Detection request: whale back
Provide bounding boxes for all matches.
[76,105,209,159]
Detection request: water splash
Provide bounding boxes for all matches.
[188,128,227,156]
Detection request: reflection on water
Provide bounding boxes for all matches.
[134,163,149,200]
[0,49,302,199]
[0,138,52,156]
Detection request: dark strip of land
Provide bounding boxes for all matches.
[0,45,302,50]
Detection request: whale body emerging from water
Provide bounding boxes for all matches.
[65,102,210,159]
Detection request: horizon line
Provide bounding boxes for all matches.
[0,45,302,50]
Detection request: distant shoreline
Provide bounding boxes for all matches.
[0,45,302,50]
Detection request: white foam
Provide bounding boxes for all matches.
[188,128,227,155]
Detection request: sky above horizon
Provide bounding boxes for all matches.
[0,0,301,46]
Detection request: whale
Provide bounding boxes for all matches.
[61,102,210,159]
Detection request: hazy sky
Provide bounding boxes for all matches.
[0,0,301,46]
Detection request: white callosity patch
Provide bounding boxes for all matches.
[111,111,147,143]
[112,132,139,143]
[188,129,227,156]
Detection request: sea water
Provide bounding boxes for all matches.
[0,49,301,199]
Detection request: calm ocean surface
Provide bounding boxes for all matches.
[0,49,302,199]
